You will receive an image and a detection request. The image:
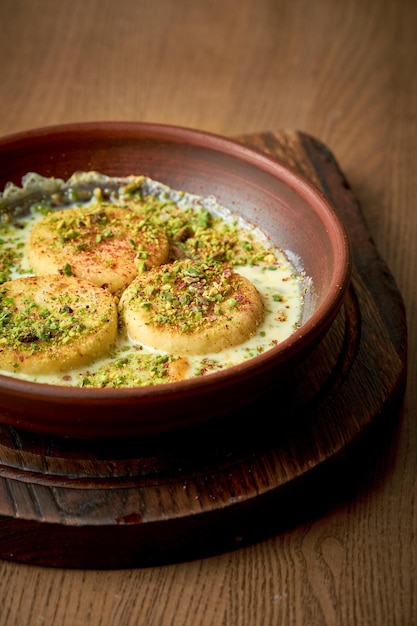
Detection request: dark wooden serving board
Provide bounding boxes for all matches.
[0,131,407,569]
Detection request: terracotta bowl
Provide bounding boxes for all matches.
[0,122,351,438]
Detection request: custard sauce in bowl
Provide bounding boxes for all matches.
[0,122,351,438]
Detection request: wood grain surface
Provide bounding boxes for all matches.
[0,0,416,625]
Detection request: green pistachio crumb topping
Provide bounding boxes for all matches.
[123,260,248,333]
[0,289,99,352]
[77,352,181,388]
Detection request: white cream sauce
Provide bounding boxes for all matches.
[0,173,306,387]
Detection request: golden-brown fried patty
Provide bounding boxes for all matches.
[0,274,118,374]
[118,259,265,355]
[27,204,169,293]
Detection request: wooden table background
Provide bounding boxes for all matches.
[0,1,415,624]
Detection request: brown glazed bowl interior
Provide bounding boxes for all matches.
[0,122,351,438]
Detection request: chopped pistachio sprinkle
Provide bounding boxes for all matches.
[122,259,250,333]
[0,218,27,283]
[0,288,104,353]
[75,352,184,388]
[41,205,163,257]
[125,197,277,266]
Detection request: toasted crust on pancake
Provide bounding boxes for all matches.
[26,205,169,293]
[118,259,265,355]
[0,275,118,374]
